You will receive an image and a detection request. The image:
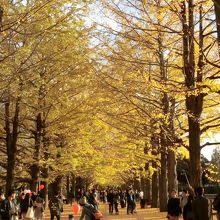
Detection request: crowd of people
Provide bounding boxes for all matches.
[1,185,220,220]
[0,189,45,220]
[75,188,143,216]
[167,186,220,220]
[75,187,142,220]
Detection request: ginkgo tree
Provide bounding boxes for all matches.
[0,0,94,193]
[89,0,220,209]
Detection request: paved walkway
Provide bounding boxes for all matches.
[43,203,218,220]
[44,203,175,220]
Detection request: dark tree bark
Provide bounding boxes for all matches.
[157,27,175,209]
[29,113,43,192]
[41,167,49,208]
[144,163,151,204]
[51,175,63,194]
[151,161,158,208]
[66,174,70,203]
[5,98,20,192]
[181,0,205,187]
[71,174,76,199]
[159,150,168,212]
[41,125,49,208]
[167,149,178,192]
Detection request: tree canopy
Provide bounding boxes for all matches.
[0,0,220,204]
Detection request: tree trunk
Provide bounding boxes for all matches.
[5,99,20,192]
[145,178,151,205]
[188,117,201,187]
[71,174,76,200]
[181,0,204,187]
[66,174,70,203]
[51,175,63,194]
[151,161,158,208]
[144,163,151,204]
[157,28,170,211]
[30,113,42,192]
[42,125,49,208]
[167,150,178,192]
[41,167,49,209]
[159,151,168,212]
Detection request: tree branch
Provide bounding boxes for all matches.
[201,142,220,148]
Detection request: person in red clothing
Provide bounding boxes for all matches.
[167,190,182,220]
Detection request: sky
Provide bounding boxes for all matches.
[87,2,220,162]
[202,145,216,161]
[201,134,220,160]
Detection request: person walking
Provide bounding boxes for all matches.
[0,192,5,220]
[107,189,114,214]
[126,189,135,215]
[180,189,188,214]
[192,186,209,220]
[1,190,18,220]
[33,193,44,220]
[167,190,182,220]
[79,197,96,220]
[20,193,33,219]
[139,190,145,209]
[113,190,119,215]
[17,193,25,219]
[49,192,63,220]
[119,190,126,208]
[183,195,194,220]
[88,189,98,210]
[76,189,82,203]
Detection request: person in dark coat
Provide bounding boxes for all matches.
[20,193,33,218]
[1,190,18,220]
[183,195,194,220]
[167,190,182,220]
[17,192,25,219]
[49,192,63,220]
[126,189,135,215]
[113,190,119,215]
[88,189,98,210]
[119,190,126,208]
[107,190,114,214]
[192,186,209,220]
[0,192,5,220]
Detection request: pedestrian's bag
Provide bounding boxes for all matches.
[93,211,103,219]
[26,207,34,218]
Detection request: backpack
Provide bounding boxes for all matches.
[213,196,220,211]
[85,205,102,220]
[49,198,60,215]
